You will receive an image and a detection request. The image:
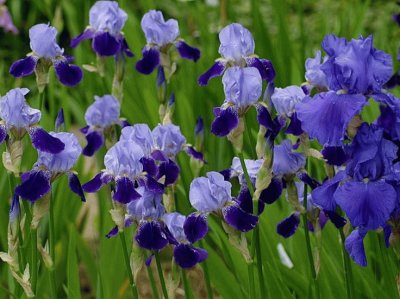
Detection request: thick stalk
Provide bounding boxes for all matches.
[119,232,139,299]
[237,152,266,298]
[154,251,169,299]
[181,269,194,299]
[146,266,160,299]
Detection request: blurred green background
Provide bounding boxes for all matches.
[0,0,399,298]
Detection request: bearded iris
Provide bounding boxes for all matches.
[10,24,83,89]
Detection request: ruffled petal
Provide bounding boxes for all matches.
[68,173,86,202]
[135,47,160,75]
[335,181,396,230]
[312,171,347,211]
[113,177,141,204]
[296,92,366,146]
[15,170,51,202]
[222,203,258,232]
[9,56,37,77]
[70,28,96,48]
[246,57,275,82]
[198,61,225,86]
[140,157,158,177]
[183,213,208,243]
[92,31,120,56]
[29,127,65,154]
[176,41,200,62]
[82,131,104,156]
[211,107,239,137]
[135,220,168,250]
[54,61,83,87]
[259,177,283,204]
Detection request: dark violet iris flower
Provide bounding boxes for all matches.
[198,23,275,85]
[0,88,64,154]
[81,95,122,156]
[83,140,154,204]
[71,1,133,58]
[10,24,83,88]
[211,66,262,136]
[164,212,208,268]
[189,172,258,232]
[135,10,200,75]
[15,132,84,202]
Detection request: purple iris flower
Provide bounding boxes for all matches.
[271,86,306,118]
[198,23,275,86]
[136,10,200,75]
[163,212,208,268]
[272,140,306,176]
[71,1,133,58]
[82,140,159,204]
[211,66,262,137]
[81,95,121,156]
[189,172,258,232]
[0,88,64,154]
[10,24,82,87]
[15,132,85,202]
[320,35,392,94]
[0,0,18,34]
[374,93,400,141]
[304,51,328,89]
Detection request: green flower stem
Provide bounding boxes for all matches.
[181,268,194,299]
[48,192,57,298]
[154,251,169,299]
[302,169,319,299]
[199,240,213,299]
[340,228,354,299]
[146,266,160,299]
[237,152,266,299]
[31,226,38,297]
[119,232,139,299]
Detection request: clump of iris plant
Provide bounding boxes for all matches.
[10,24,83,91]
[136,9,200,75]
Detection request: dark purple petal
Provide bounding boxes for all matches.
[384,73,400,89]
[70,28,96,48]
[211,107,239,137]
[92,31,120,56]
[157,159,180,186]
[55,108,65,131]
[157,66,165,87]
[345,229,367,267]
[219,169,232,181]
[29,127,65,154]
[285,113,303,136]
[183,213,208,243]
[335,181,396,230]
[236,186,264,215]
[80,126,90,135]
[121,37,134,57]
[223,204,258,232]
[324,210,346,228]
[296,92,366,146]
[393,13,400,26]
[15,171,51,202]
[383,224,391,248]
[246,57,275,82]
[297,172,320,190]
[173,244,208,269]
[145,175,164,194]
[82,131,104,156]
[322,146,348,166]
[106,226,119,238]
[198,61,225,86]
[135,221,168,251]
[176,40,200,62]
[151,150,168,162]
[9,193,20,223]
[259,177,283,204]
[113,177,141,204]
[9,56,37,77]
[145,254,154,267]
[140,157,158,177]
[82,173,108,193]
[135,47,160,75]
[186,146,205,162]
[68,173,86,202]
[54,61,83,87]
[312,171,347,211]
[0,124,7,144]
[276,213,300,238]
